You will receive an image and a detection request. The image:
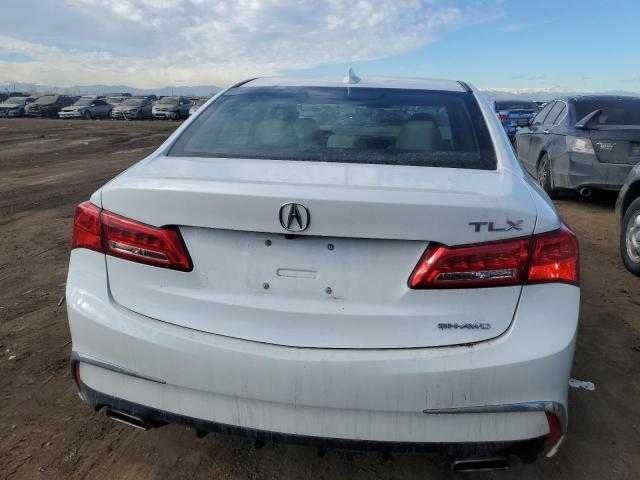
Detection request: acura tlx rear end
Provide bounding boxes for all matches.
[66,76,579,465]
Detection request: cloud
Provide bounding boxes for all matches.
[0,0,501,87]
[501,22,529,32]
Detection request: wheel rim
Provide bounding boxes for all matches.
[538,158,549,188]
[626,212,640,263]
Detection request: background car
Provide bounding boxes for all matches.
[25,94,74,117]
[0,96,35,117]
[515,95,640,197]
[111,97,153,120]
[188,97,208,116]
[616,165,640,276]
[494,99,539,141]
[59,97,112,119]
[152,96,190,119]
[105,95,128,107]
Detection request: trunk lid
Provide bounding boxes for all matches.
[101,156,537,349]
[590,126,640,165]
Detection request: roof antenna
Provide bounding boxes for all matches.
[343,67,361,85]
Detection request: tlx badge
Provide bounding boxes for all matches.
[468,219,523,233]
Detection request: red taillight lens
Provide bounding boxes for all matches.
[72,201,102,252]
[498,112,509,123]
[71,202,192,272]
[409,237,531,289]
[527,226,579,285]
[101,211,192,271]
[409,226,579,289]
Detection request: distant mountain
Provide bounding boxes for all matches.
[0,81,220,98]
[481,87,640,102]
[2,80,639,102]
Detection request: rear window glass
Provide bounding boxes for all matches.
[158,97,178,105]
[169,87,496,170]
[35,95,58,105]
[494,101,538,111]
[574,97,640,126]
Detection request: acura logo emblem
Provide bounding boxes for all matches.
[279,203,310,232]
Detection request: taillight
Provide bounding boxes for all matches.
[72,202,102,252]
[527,226,579,285]
[71,201,192,272]
[498,112,509,123]
[409,226,578,289]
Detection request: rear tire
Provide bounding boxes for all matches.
[84,110,92,120]
[537,154,557,198]
[620,197,640,276]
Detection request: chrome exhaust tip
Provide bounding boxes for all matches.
[579,187,593,198]
[451,456,509,472]
[105,407,151,431]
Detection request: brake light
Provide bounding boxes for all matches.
[72,202,102,252]
[409,226,578,289]
[71,201,192,272]
[498,112,509,123]
[527,226,579,285]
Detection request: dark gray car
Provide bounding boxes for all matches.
[616,165,640,276]
[515,95,640,197]
[111,97,153,120]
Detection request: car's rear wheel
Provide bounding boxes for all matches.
[621,197,640,276]
[84,110,92,120]
[537,154,557,198]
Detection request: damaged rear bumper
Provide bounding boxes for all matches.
[555,151,636,191]
[71,352,555,458]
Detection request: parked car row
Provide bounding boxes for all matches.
[507,94,640,277]
[0,93,210,120]
[493,99,540,141]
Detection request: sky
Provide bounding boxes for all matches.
[1,0,639,92]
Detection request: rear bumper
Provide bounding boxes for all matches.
[111,111,138,119]
[58,111,84,119]
[67,250,579,450]
[554,151,635,191]
[0,109,22,117]
[72,365,548,457]
[152,110,178,119]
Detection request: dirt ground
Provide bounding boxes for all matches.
[1,118,639,479]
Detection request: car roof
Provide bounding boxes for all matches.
[556,95,640,103]
[244,76,467,92]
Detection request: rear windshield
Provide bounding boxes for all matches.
[74,98,94,106]
[574,97,640,126]
[35,95,58,105]
[158,97,178,105]
[5,97,26,105]
[494,101,538,111]
[123,98,144,106]
[169,87,496,170]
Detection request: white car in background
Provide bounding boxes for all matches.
[67,75,580,470]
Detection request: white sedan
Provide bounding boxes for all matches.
[66,74,579,470]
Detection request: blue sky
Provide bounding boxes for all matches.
[1,0,638,92]
[297,0,640,92]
